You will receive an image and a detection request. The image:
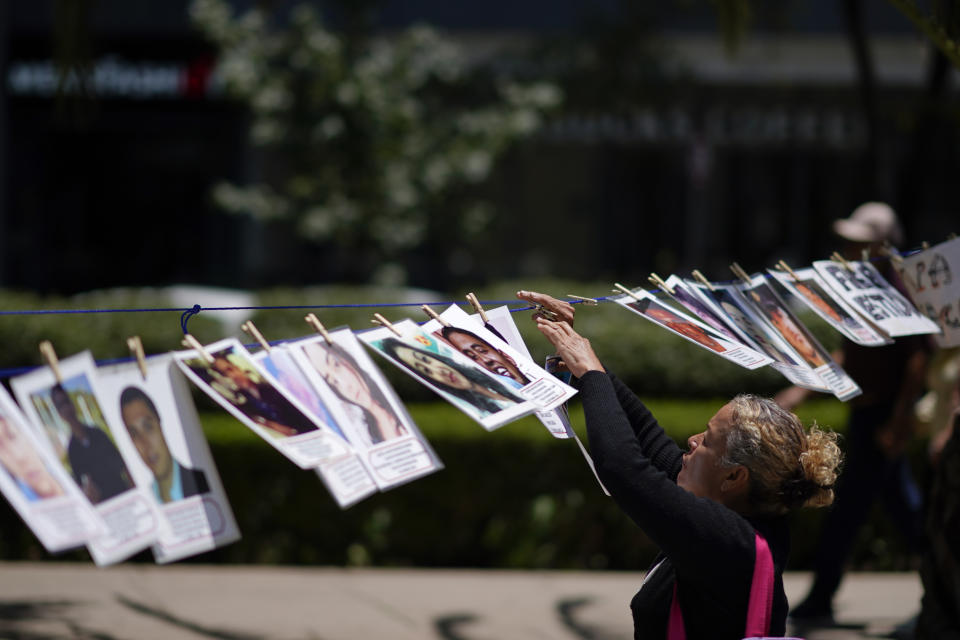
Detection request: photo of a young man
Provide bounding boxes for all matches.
[119,386,209,504]
[432,326,531,387]
[49,383,134,505]
[185,349,319,438]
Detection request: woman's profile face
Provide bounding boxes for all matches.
[0,416,62,499]
[312,347,370,406]
[393,345,472,390]
[677,402,734,502]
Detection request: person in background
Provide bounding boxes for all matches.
[780,202,932,624]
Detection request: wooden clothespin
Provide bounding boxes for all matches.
[830,251,854,271]
[880,242,903,265]
[182,334,214,363]
[776,260,800,282]
[304,313,333,344]
[241,320,271,353]
[922,241,931,250]
[372,313,403,338]
[691,270,716,291]
[647,273,675,296]
[729,262,753,285]
[566,294,598,305]
[465,293,489,324]
[613,282,644,303]
[126,336,148,380]
[38,341,63,384]
[421,305,450,327]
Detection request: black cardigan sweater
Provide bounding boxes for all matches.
[576,370,790,640]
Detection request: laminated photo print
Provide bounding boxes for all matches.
[427,304,577,412]
[97,356,241,563]
[767,267,890,347]
[481,305,609,496]
[900,236,960,347]
[359,320,538,431]
[286,328,443,489]
[481,305,576,439]
[11,351,161,565]
[0,385,101,553]
[813,259,941,338]
[613,289,773,370]
[738,275,861,401]
[174,338,376,508]
[684,281,832,392]
[663,275,747,344]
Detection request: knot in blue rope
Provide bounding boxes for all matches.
[180,304,202,335]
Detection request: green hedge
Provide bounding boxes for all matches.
[0,397,921,572]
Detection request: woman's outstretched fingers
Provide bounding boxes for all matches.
[516,290,575,325]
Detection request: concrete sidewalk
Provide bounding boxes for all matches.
[0,563,921,639]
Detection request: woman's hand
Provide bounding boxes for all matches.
[516,291,576,326]
[534,317,604,378]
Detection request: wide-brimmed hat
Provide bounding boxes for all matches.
[833,202,903,245]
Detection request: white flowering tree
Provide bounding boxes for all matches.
[189,0,560,283]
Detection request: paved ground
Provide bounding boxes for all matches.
[0,563,922,639]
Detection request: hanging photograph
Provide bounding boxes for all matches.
[174,338,376,508]
[97,356,241,563]
[813,259,941,337]
[767,267,890,346]
[0,385,101,552]
[359,320,538,431]
[663,275,747,344]
[287,328,443,489]
[738,275,861,401]
[427,304,577,412]
[685,281,832,392]
[613,288,773,370]
[899,236,960,348]
[11,351,161,565]
[480,305,576,439]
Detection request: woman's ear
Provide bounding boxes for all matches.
[721,465,750,494]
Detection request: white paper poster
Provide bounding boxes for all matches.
[737,275,861,401]
[11,352,161,565]
[359,320,538,431]
[0,385,101,552]
[767,267,890,347]
[285,328,443,489]
[97,357,241,563]
[174,338,376,508]
[684,281,832,392]
[426,304,578,412]
[613,288,774,370]
[899,236,960,347]
[482,305,576,439]
[813,259,941,338]
[252,345,381,505]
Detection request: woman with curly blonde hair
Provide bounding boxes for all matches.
[518,291,843,640]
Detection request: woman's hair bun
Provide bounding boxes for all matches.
[795,425,842,508]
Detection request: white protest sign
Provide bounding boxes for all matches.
[899,236,960,347]
[813,259,941,337]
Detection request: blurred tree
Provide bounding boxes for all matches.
[189,0,560,285]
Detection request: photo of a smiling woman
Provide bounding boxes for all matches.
[374,337,526,417]
[302,340,406,447]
